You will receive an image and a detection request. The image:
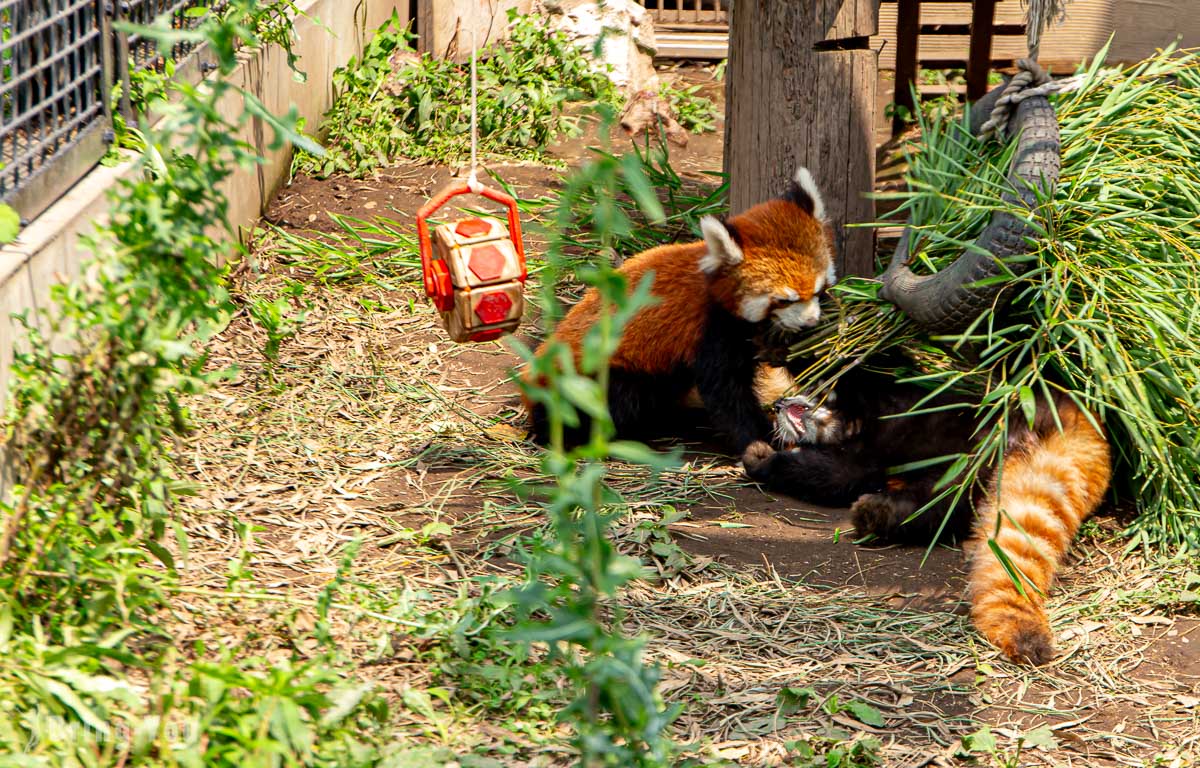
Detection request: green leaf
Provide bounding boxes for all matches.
[38,676,110,734]
[620,153,666,224]
[1021,726,1059,750]
[843,700,886,727]
[559,374,608,419]
[401,687,437,720]
[321,683,374,727]
[0,204,20,244]
[961,727,997,754]
[608,440,676,471]
[987,538,1029,598]
[1018,385,1037,427]
[243,94,325,156]
[776,686,814,716]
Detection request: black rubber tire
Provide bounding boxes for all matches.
[878,81,1061,333]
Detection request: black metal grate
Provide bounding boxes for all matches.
[0,0,106,204]
[124,0,220,72]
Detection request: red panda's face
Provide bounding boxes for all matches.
[699,168,836,331]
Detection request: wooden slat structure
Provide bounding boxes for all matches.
[635,0,727,27]
[880,0,1026,134]
[874,0,1028,70]
[724,0,878,278]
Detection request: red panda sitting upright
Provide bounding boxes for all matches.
[526,168,835,452]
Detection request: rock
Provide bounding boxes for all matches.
[619,89,689,147]
[535,0,661,95]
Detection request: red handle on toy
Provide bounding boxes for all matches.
[416,181,527,310]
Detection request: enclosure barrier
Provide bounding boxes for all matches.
[634,0,726,26]
[0,0,216,226]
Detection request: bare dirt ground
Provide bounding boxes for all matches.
[177,64,1200,766]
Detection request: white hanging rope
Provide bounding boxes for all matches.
[467,21,482,194]
[1022,0,1071,62]
[978,58,1085,140]
[976,1,1079,141]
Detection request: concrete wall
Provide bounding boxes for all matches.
[0,0,408,407]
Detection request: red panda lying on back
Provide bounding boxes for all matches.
[744,367,1111,665]
[525,168,835,451]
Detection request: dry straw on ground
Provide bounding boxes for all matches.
[168,182,1200,767]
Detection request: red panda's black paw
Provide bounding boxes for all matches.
[850,494,900,540]
[742,440,776,480]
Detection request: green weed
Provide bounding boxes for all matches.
[660,80,720,133]
[0,1,398,764]
[506,115,681,766]
[957,725,1059,767]
[785,735,883,767]
[245,278,311,366]
[293,10,620,178]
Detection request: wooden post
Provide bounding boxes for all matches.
[892,0,920,135]
[418,0,533,62]
[966,0,998,101]
[724,0,878,278]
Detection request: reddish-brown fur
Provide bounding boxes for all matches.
[968,399,1111,664]
[536,199,830,373]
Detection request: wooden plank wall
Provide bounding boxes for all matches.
[874,0,1200,71]
[874,0,1026,70]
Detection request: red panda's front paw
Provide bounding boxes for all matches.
[742,440,776,481]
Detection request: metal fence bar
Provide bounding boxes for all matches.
[0,0,215,224]
[125,0,221,72]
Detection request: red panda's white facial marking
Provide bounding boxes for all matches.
[738,294,771,322]
[772,393,844,448]
[773,297,821,330]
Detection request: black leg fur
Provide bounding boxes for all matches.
[851,470,975,544]
[694,306,772,452]
[744,442,885,507]
[527,367,692,448]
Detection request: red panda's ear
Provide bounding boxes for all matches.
[699,215,744,275]
[784,167,828,223]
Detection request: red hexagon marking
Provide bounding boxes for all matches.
[468,244,506,282]
[470,328,507,342]
[455,218,492,238]
[475,291,513,324]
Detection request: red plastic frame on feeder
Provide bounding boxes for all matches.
[416,180,527,343]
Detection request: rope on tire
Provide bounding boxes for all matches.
[977,58,1085,142]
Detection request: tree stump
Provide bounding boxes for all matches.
[724,0,878,278]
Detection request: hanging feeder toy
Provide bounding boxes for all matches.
[416,180,527,343]
[413,24,527,344]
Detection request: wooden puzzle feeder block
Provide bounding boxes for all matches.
[416,180,527,343]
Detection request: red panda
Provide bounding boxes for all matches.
[744,368,1111,665]
[525,168,836,451]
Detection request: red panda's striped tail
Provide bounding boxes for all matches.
[967,399,1111,664]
